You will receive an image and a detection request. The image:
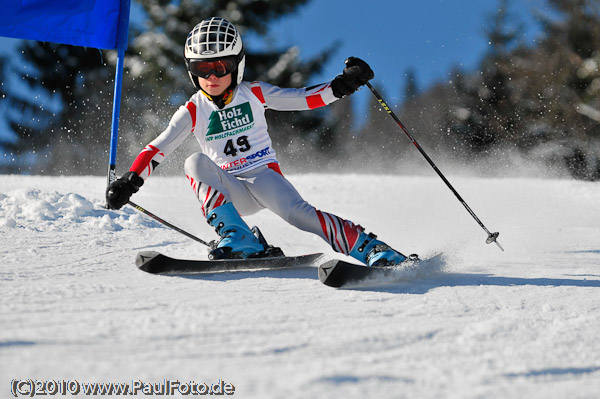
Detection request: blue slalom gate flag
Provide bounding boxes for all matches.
[0,0,129,50]
[0,0,132,185]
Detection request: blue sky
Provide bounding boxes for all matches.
[248,0,549,103]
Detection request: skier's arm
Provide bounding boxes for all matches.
[106,104,194,210]
[248,57,374,111]
[129,105,194,179]
[247,81,338,111]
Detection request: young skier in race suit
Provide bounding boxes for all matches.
[106,17,407,266]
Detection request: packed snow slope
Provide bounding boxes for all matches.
[1,173,600,399]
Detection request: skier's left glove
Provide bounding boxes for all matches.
[106,171,144,210]
[331,57,374,98]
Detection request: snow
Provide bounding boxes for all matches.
[1,173,600,398]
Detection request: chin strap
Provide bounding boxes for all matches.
[200,88,234,109]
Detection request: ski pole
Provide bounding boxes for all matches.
[127,201,212,247]
[365,81,503,251]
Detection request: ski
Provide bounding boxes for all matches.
[136,251,324,274]
[318,254,444,288]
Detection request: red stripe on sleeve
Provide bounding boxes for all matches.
[186,101,197,132]
[306,94,326,109]
[130,144,161,176]
[251,82,266,105]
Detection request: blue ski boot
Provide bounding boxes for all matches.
[349,231,407,267]
[207,202,267,260]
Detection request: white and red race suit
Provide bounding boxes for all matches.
[128,80,364,255]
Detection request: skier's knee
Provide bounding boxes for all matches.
[184,152,211,176]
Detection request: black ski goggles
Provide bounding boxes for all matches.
[189,56,237,78]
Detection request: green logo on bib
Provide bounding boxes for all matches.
[207,102,254,139]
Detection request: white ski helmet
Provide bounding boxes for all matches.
[184,17,246,89]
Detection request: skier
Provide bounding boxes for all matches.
[106,17,407,267]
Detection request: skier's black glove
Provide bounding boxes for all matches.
[106,171,144,210]
[331,57,374,98]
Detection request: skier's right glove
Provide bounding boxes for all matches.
[106,171,144,210]
[331,57,374,98]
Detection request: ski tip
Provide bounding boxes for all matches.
[318,259,342,287]
[135,251,162,272]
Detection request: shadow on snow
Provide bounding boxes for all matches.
[347,272,600,294]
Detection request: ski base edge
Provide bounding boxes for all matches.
[136,251,324,274]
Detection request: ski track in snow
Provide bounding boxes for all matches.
[1,174,600,398]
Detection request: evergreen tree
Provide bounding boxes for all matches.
[515,0,600,179]
[324,94,355,171]
[0,55,18,172]
[439,0,600,179]
[4,43,112,174]
[403,68,419,103]
[355,85,408,173]
[447,0,523,155]
[0,55,5,103]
